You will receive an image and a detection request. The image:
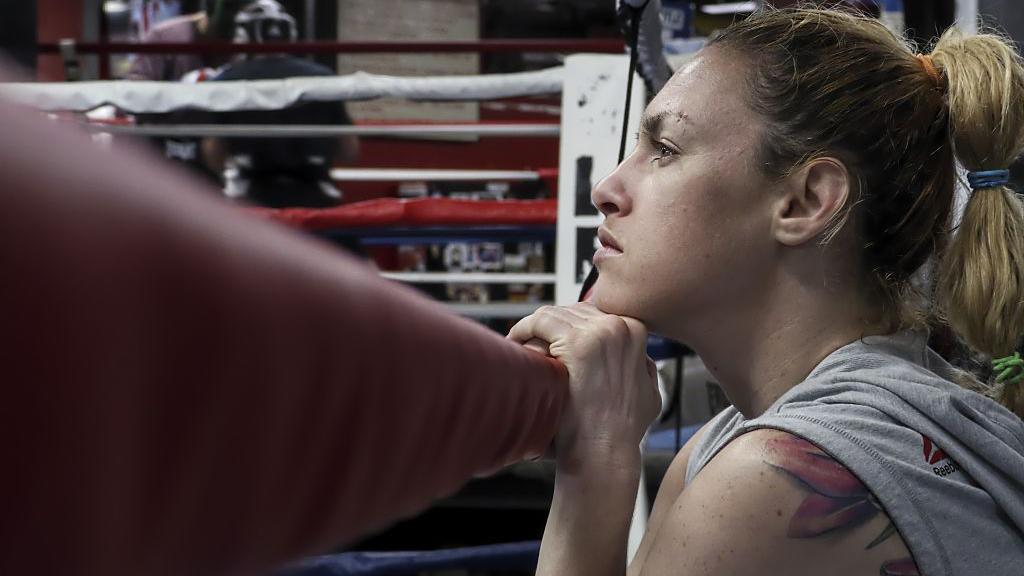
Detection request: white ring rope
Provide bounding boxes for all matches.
[444,302,551,319]
[0,67,566,114]
[85,123,560,138]
[380,272,556,284]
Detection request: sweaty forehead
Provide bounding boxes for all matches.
[644,48,755,141]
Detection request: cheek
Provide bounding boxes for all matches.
[590,202,707,317]
[640,185,719,268]
[594,178,769,319]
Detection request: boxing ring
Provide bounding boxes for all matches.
[0,30,707,576]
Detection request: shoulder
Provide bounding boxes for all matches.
[636,429,919,576]
[215,57,334,81]
[283,58,337,77]
[214,59,267,81]
[212,63,244,81]
[247,56,334,77]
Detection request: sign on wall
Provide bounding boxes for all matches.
[556,54,645,305]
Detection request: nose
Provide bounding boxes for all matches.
[590,159,633,217]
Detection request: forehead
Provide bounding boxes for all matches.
[643,47,758,142]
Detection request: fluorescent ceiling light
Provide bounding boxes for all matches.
[103,1,130,14]
[701,2,758,15]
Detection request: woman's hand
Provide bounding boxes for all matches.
[508,303,661,472]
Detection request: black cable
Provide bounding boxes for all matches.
[618,1,649,164]
[675,354,683,451]
[579,0,650,302]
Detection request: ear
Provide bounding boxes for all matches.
[771,157,850,247]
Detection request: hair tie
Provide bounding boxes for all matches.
[967,169,1011,190]
[916,53,942,87]
[993,352,1024,386]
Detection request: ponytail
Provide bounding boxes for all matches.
[932,28,1024,417]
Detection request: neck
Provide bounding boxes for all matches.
[672,272,887,418]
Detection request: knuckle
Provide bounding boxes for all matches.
[623,317,648,339]
[588,324,616,346]
[535,305,555,317]
[599,315,629,337]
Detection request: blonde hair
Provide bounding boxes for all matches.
[708,7,1024,417]
[932,29,1024,416]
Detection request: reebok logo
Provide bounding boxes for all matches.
[922,436,948,464]
[922,435,961,477]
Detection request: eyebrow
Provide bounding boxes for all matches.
[639,111,681,138]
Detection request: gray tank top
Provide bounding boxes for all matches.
[684,330,1024,576]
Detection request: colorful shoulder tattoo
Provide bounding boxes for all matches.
[762,433,920,576]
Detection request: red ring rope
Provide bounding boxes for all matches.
[253,197,557,230]
[0,93,567,575]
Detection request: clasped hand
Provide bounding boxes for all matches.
[508,303,661,470]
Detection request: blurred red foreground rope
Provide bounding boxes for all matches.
[0,89,567,575]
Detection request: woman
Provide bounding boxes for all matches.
[510,8,1024,576]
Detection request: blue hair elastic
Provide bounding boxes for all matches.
[967,169,1011,190]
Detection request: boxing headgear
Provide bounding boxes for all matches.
[233,0,297,44]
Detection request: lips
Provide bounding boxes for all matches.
[597,227,622,252]
[592,227,623,269]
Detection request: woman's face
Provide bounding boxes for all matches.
[589,47,783,338]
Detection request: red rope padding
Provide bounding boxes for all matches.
[0,94,566,575]
[256,197,557,231]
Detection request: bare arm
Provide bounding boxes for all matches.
[538,448,640,576]
[126,54,161,80]
[125,26,167,80]
[508,304,662,576]
[627,422,710,576]
[201,136,228,175]
[636,429,919,576]
[540,422,711,576]
[335,103,359,165]
[337,134,360,165]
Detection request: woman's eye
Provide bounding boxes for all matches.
[652,142,675,163]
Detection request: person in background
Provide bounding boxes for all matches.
[126,0,250,185]
[126,0,248,81]
[201,0,360,208]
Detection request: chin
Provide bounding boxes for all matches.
[589,280,678,336]
[590,281,648,319]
